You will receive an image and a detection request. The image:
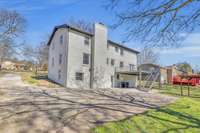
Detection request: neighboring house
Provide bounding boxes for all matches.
[165,65,189,84]
[160,67,168,84]
[138,63,168,84]
[138,63,161,81]
[47,23,140,89]
[1,60,16,70]
[138,63,192,85]
[0,59,33,71]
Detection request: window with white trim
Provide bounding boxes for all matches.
[52,43,55,50]
[83,53,89,64]
[58,70,61,80]
[120,48,124,56]
[129,64,135,71]
[60,35,63,44]
[120,61,124,68]
[52,57,54,67]
[115,47,118,52]
[117,74,120,80]
[107,44,109,50]
[59,54,63,65]
[76,72,84,81]
[106,58,109,65]
[111,59,115,66]
[84,36,90,45]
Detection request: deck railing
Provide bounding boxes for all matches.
[115,66,137,72]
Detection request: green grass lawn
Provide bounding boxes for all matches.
[0,70,61,88]
[17,71,61,88]
[0,71,8,77]
[93,85,200,133]
[157,84,200,100]
[93,98,200,133]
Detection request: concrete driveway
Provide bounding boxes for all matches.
[0,74,176,133]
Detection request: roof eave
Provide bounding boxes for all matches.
[47,24,93,46]
[108,40,140,54]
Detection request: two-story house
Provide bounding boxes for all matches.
[47,23,140,88]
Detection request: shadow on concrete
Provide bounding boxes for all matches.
[0,87,175,133]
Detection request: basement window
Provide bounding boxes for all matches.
[58,70,61,80]
[76,72,84,81]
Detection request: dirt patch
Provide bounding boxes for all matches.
[0,90,5,96]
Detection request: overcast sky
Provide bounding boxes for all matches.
[0,0,199,67]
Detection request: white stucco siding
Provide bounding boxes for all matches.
[48,23,139,89]
[67,30,91,88]
[93,23,109,88]
[48,28,68,86]
[106,43,138,87]
[107,44,137,68]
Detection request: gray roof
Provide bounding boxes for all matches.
[47,24,140,54]
[107,40,140,54]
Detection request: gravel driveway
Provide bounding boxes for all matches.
[0,74,176,133]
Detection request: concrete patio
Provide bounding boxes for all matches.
[0,74,176,133]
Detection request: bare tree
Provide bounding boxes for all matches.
[37,41,49,70]
[0,38,14,60]
[21,43,40,73]
[67,19,93,33]
[194,65,200,74]
[138,46,159,65]
[22,44,37,63]
[107,0,200,47]
[176,62,193,73]
[0,9,26,40]
[22,42,49,73]
[0,9,26,63]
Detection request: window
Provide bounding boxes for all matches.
[76,72,83,81]
[52,57,54,67]
[83,53,89,64]
[120,48,124,56]
[60,35,63,44]
[121,82,129,88]
[120,61,124,68]
[52,43,55,50]
[115,47,118,52]
[107,44,109,50]
[117,74,120,80]
[106,58,109,65]
[58,70,61,80]
[129,64,135,71]
[111,59,115,66]
[84,37,90,45]
[111,76,114,87]
[59,54,63,65]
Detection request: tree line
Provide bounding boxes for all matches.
[1,3,199,73]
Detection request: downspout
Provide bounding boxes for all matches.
[65,28,69,87]
[90,36,95,89]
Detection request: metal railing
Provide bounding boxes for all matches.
[115,66,137,72]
